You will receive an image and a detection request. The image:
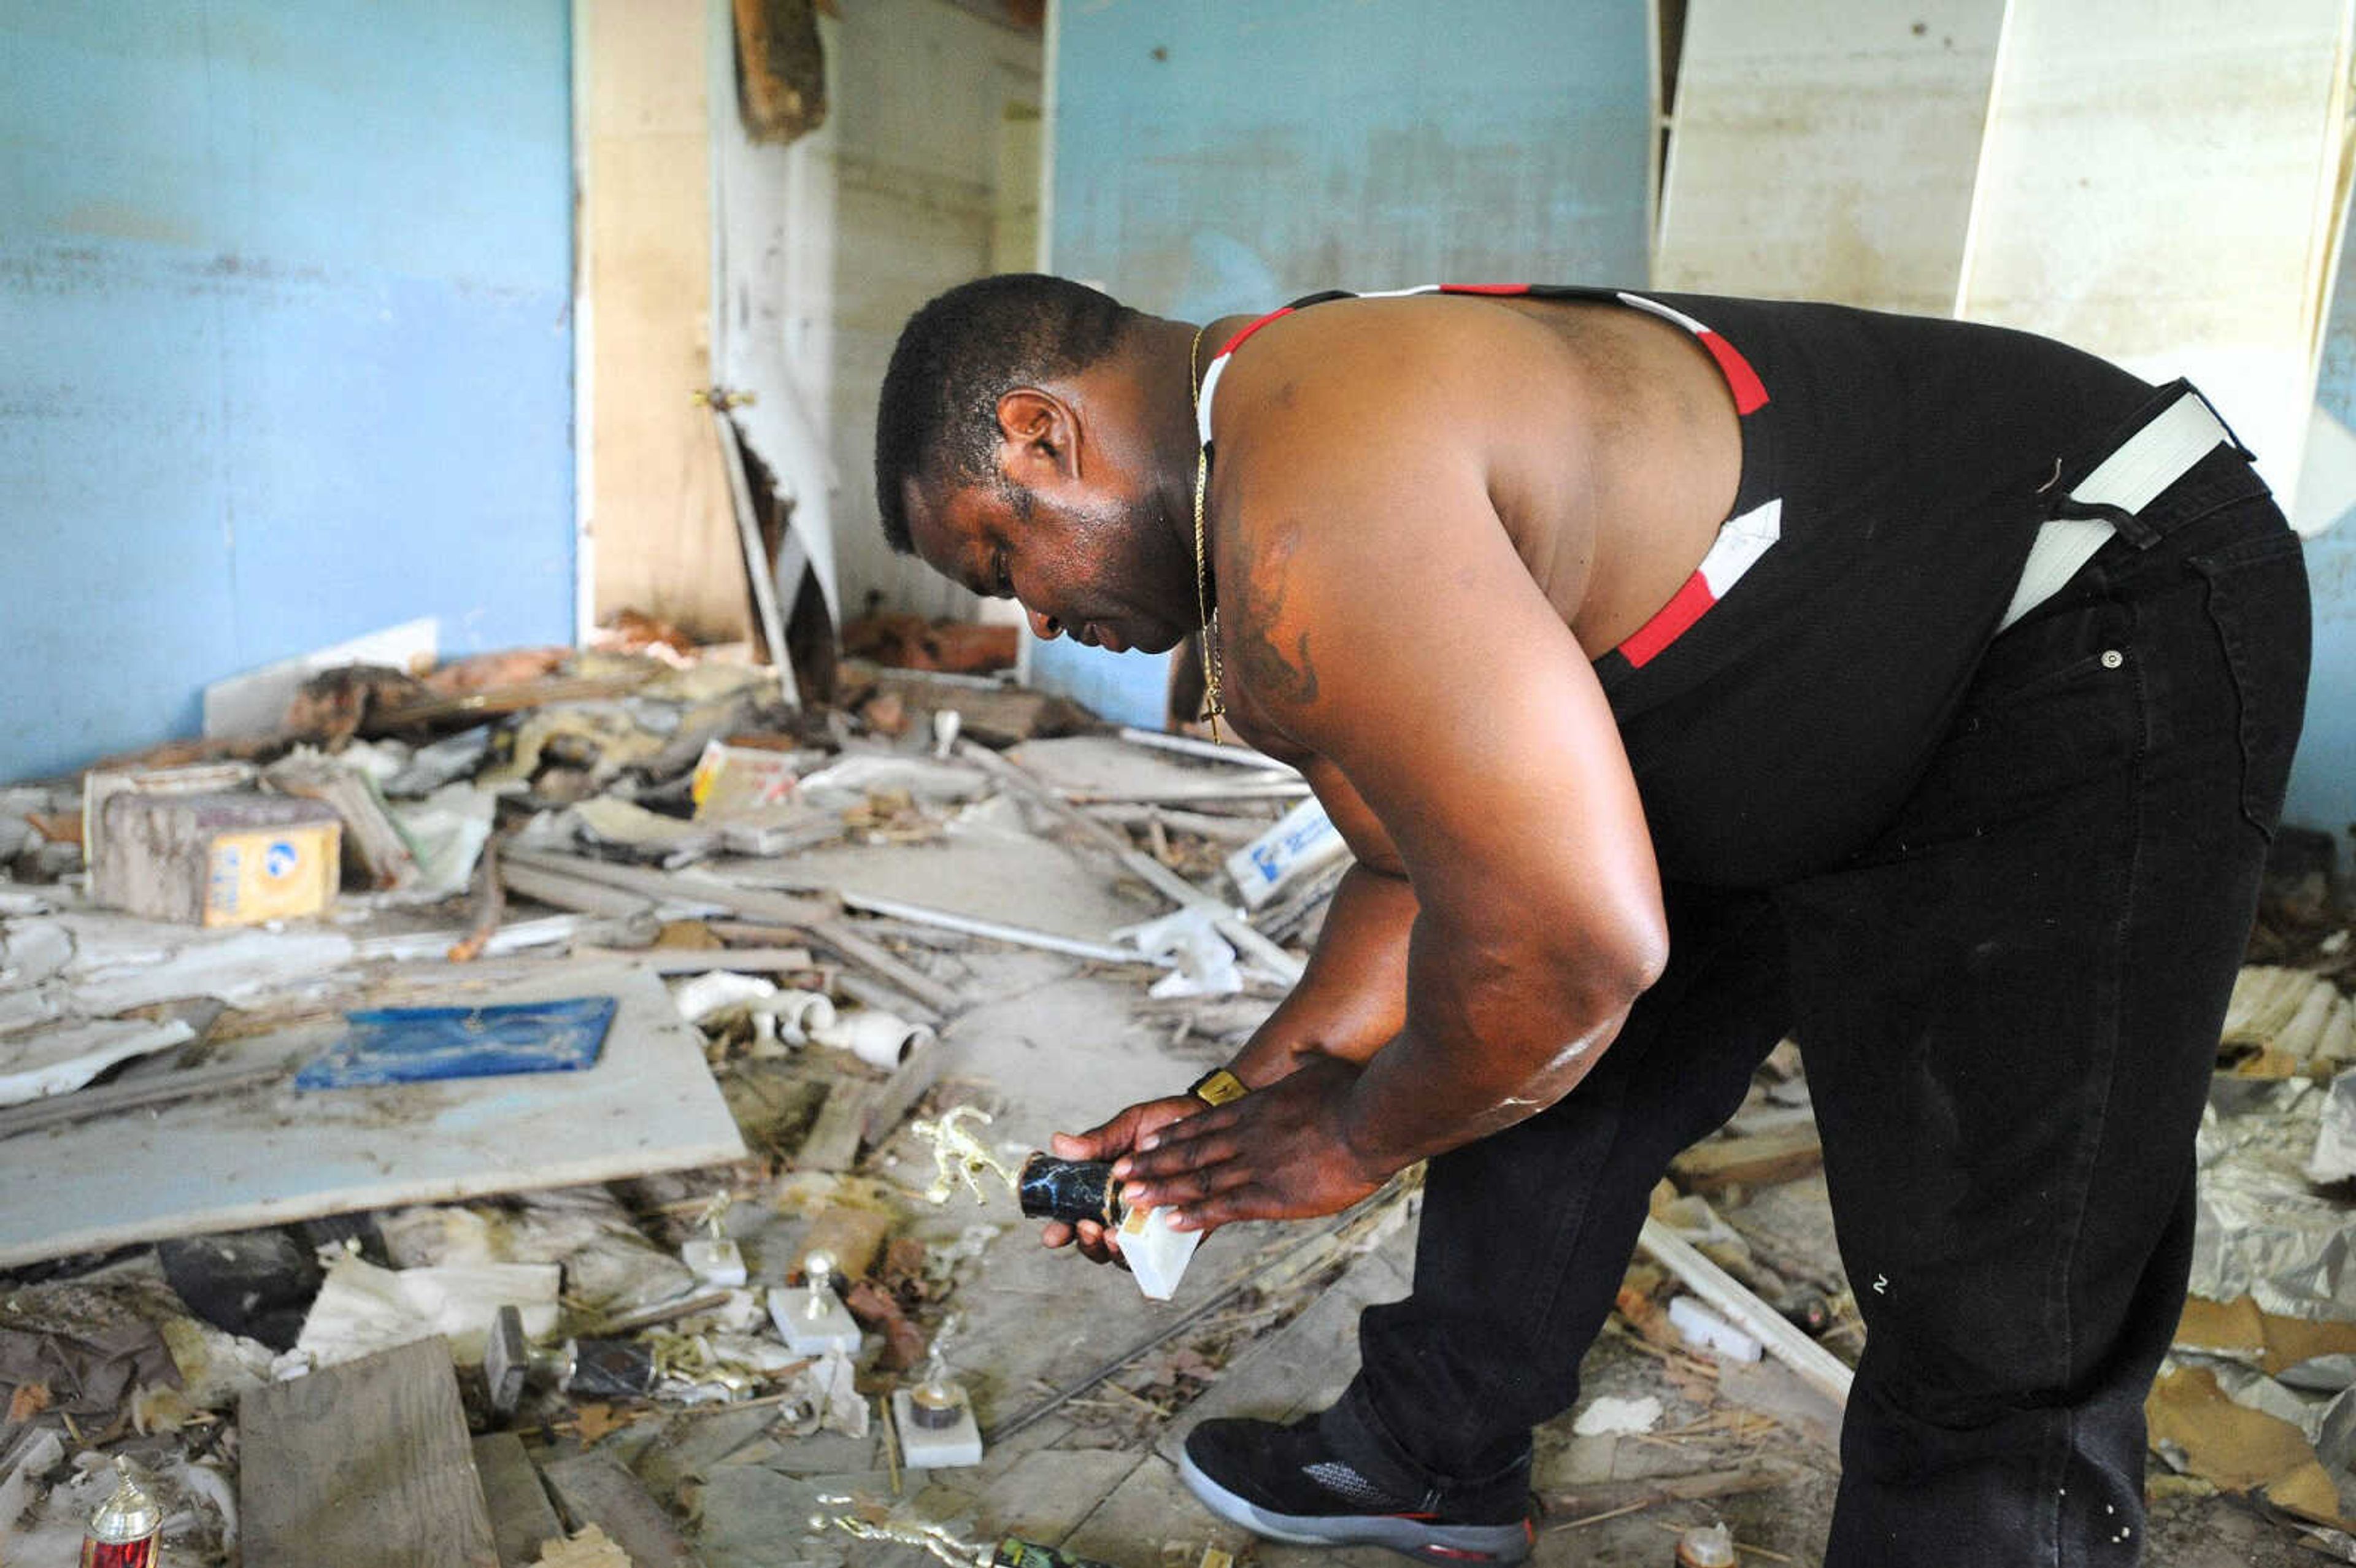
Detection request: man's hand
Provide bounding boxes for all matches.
[1039,1094,1202,1264]
[1113,1056,1392,1233]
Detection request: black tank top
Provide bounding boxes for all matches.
[1196,285,2152,886]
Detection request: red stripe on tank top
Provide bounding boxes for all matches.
[1216,307,1295,360]
[1696,331,1768,415]
[1617,572,1717,668]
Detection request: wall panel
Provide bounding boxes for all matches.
[1656,0,2004,312]
[0,3,575,782]
[1037,0,1653,725]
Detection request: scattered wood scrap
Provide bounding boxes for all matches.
[0,963,745,1269]
[1541,1461,1809,1531]
[1668,1127,1823,1194]
[1638,1220,1852,1409]
[504,848,963,1018]
[541,1451,703,1568]
[473,1432,566,1568]
[531,1523,634,1568]
[239,1338,498,1568]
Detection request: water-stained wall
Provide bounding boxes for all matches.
[2291,217,2356,840]
[0,4,574,782]
[1033,0,1654,725]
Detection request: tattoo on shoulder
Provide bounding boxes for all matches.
[1234,523,1320,710]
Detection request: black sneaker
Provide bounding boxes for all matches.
[1177,1415,1534,1562]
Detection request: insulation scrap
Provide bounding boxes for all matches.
[2311,1067,2356,1183]
[2174,1293,2356,1379]
[2147,1364,2353,1528]
[290,1250,560,1369]
[377,1189,696,1324]
[2220,966,2356,1078]
[2193,1078,2356,1319]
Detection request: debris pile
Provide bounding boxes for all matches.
[2,632,2350,1566]
[0,637,1345,1566]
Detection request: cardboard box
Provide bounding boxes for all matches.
[1225,796,1346,910]
[97,791,341,926]
[690,740,801,821]
[82,761,260,867]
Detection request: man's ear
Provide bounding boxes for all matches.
[995,388,1079,490]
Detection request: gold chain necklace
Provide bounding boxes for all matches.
[1187,321,1228,742]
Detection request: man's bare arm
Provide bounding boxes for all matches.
[1220,758,1413,1083]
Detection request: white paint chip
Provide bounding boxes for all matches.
[1572,1394,1663,1436]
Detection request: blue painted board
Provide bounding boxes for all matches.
[295,996,618,1091]
[0,2,574,783]
[1035,0,1653,728]
[2290,171,2356,837]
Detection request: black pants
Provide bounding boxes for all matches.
[1322,453,2312,1566]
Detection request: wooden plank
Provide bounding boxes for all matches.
[0,1055,290,1142]
[864,1029,948,1146]
[0,963,745,1268]
[371,675,656,733]
[696,1468,891,1568]
[579,945,815,975]
[711,408,799,707]
[580,0,749,642]
[797,1078,882,1172]
[1638,1219,1853,1409]
[541,1450,704,1568]
[1657,0,2002,313]
[500,858,662,920]
[955,741,1305,983]
[729,0,826,142]
[1668,1127,1824,1194]
[1958,0,2349,498]
[507,849,964,1017]
[1539,1462,1810,1523]
[471,1432,565,1568]
[801,917,965,1019]
[240,1339,498,1568]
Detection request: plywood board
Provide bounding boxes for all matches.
[581,0,750,642]
[472,1432,566,1568]
[1656,0,2004,313]
[239,1338,498,1568]
[0,962,745,1267]
[1958,0,2353,499]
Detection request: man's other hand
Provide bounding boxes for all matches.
[1114,1056,1389,1234]
[1040,1094,1203,1264]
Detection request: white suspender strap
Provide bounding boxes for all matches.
[1996,390,2231,632]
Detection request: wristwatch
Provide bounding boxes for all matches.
[1187,1067,1249,1107]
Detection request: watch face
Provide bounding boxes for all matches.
[1192,1069,1249,1105]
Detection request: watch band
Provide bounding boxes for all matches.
[1188,1067,1249,1107]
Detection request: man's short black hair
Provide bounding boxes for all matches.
[874,273,1141,554]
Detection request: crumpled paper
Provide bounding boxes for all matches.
[2310,1067,2356,1184]
[2192,1078,2355,1319]
[1120,907,1241,999]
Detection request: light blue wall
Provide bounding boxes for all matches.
[0,3,574,782]
[1037,0,1653,725]
[2291,202,2356,840]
